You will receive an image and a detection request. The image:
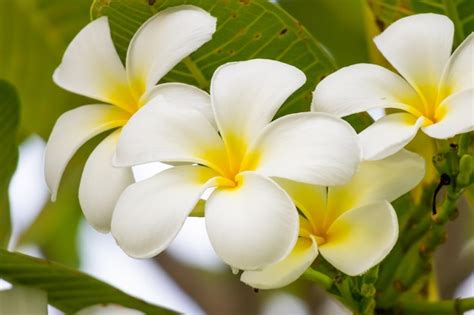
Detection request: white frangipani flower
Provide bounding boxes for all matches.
[0,286,47,315]
[312,13,473,160]
[241,150,425,289]
[44,6,216,232]
[112,59,361,270]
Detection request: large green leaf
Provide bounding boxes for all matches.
[0,0,91,139]
[91,0,336,116]
[368,0,474,46]
[0,249,176,314]
[278,0,382,66]
[0,81,20,249]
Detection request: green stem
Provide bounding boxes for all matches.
[397,297,474,315]
[458,133,470,156]
[377,186,462,308]
[360,266,379,315]
[302,267,333,290]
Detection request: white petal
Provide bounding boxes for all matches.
[423,89,474,138]
[45,105,129,201]
[79,130,134,233]
[126,5,216,96]
[53,17,136,112]
[210,59,306,161]
[205,172,299,270]
[77,304,144,315]
[241,237,318,289]
[327,150,425,221]
[374,14,454,101]
[115,96,226,174]
[320,200,398,276]
[141,82,215,127]
[359,113,424,160]
[111,165,221,258]
[440,33,474,96]
[312,64,422,117]
[246,112,361,186]
[273,178,327,229]
[0,286,47,315]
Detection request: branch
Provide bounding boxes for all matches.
[153,252,260,315]
[397,297,474,314]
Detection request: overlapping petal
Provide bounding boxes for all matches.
[374,14,454,103]
[247,113,360,186]
[273,178,327,229]
[210,59,306,163]
[142,82,215,127]
[45,105,130,201]
[439,33,474,97]
[205,172,299,270]
[312,64,422,117]
[115,97,227,173]
[111,165,223,258]
[126,5,216,97]
[358,113,425,160]
[53,17,136,112]
[79,130,135,233]
[423,89,474,138]
[240,237,318,289]
[326,150,425,222]
[320,201,398,276]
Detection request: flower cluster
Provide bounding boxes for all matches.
[45,6,472,289]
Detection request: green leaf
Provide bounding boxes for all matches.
[0,249,176,314]
[90,0,337,116]
[368,0,474,46]
[0,0,92,139]
[0,80,20,249]
[278,0,382,66]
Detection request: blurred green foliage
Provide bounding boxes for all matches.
[0,249,176,314]
[0,0,92,139]
[279,0,381,66]
[0,0,92,267]
[0,80,20,249]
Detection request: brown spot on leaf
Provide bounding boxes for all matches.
[279,28,288,36]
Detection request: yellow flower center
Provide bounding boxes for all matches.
[201,133,261,188]
[408,83,449,125]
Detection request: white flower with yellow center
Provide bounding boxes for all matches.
[111,59,361,270]
[0,286,47,315]
[241,150,425,289]
[44,6,216,232]
[312,13,473,160]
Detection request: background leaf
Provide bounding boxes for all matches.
[278,0,384,66]
[0,249,176,314]
[0,0,96,266]
[0,80,20,249]
[91,0,337,116]
[0,0,91,139]
[368,0,474,46]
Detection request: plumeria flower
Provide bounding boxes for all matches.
[0,286,47,315]
[241,150,425,289]
[44,6,216,232]
[112,59,361,270]
[312,13,473,160]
